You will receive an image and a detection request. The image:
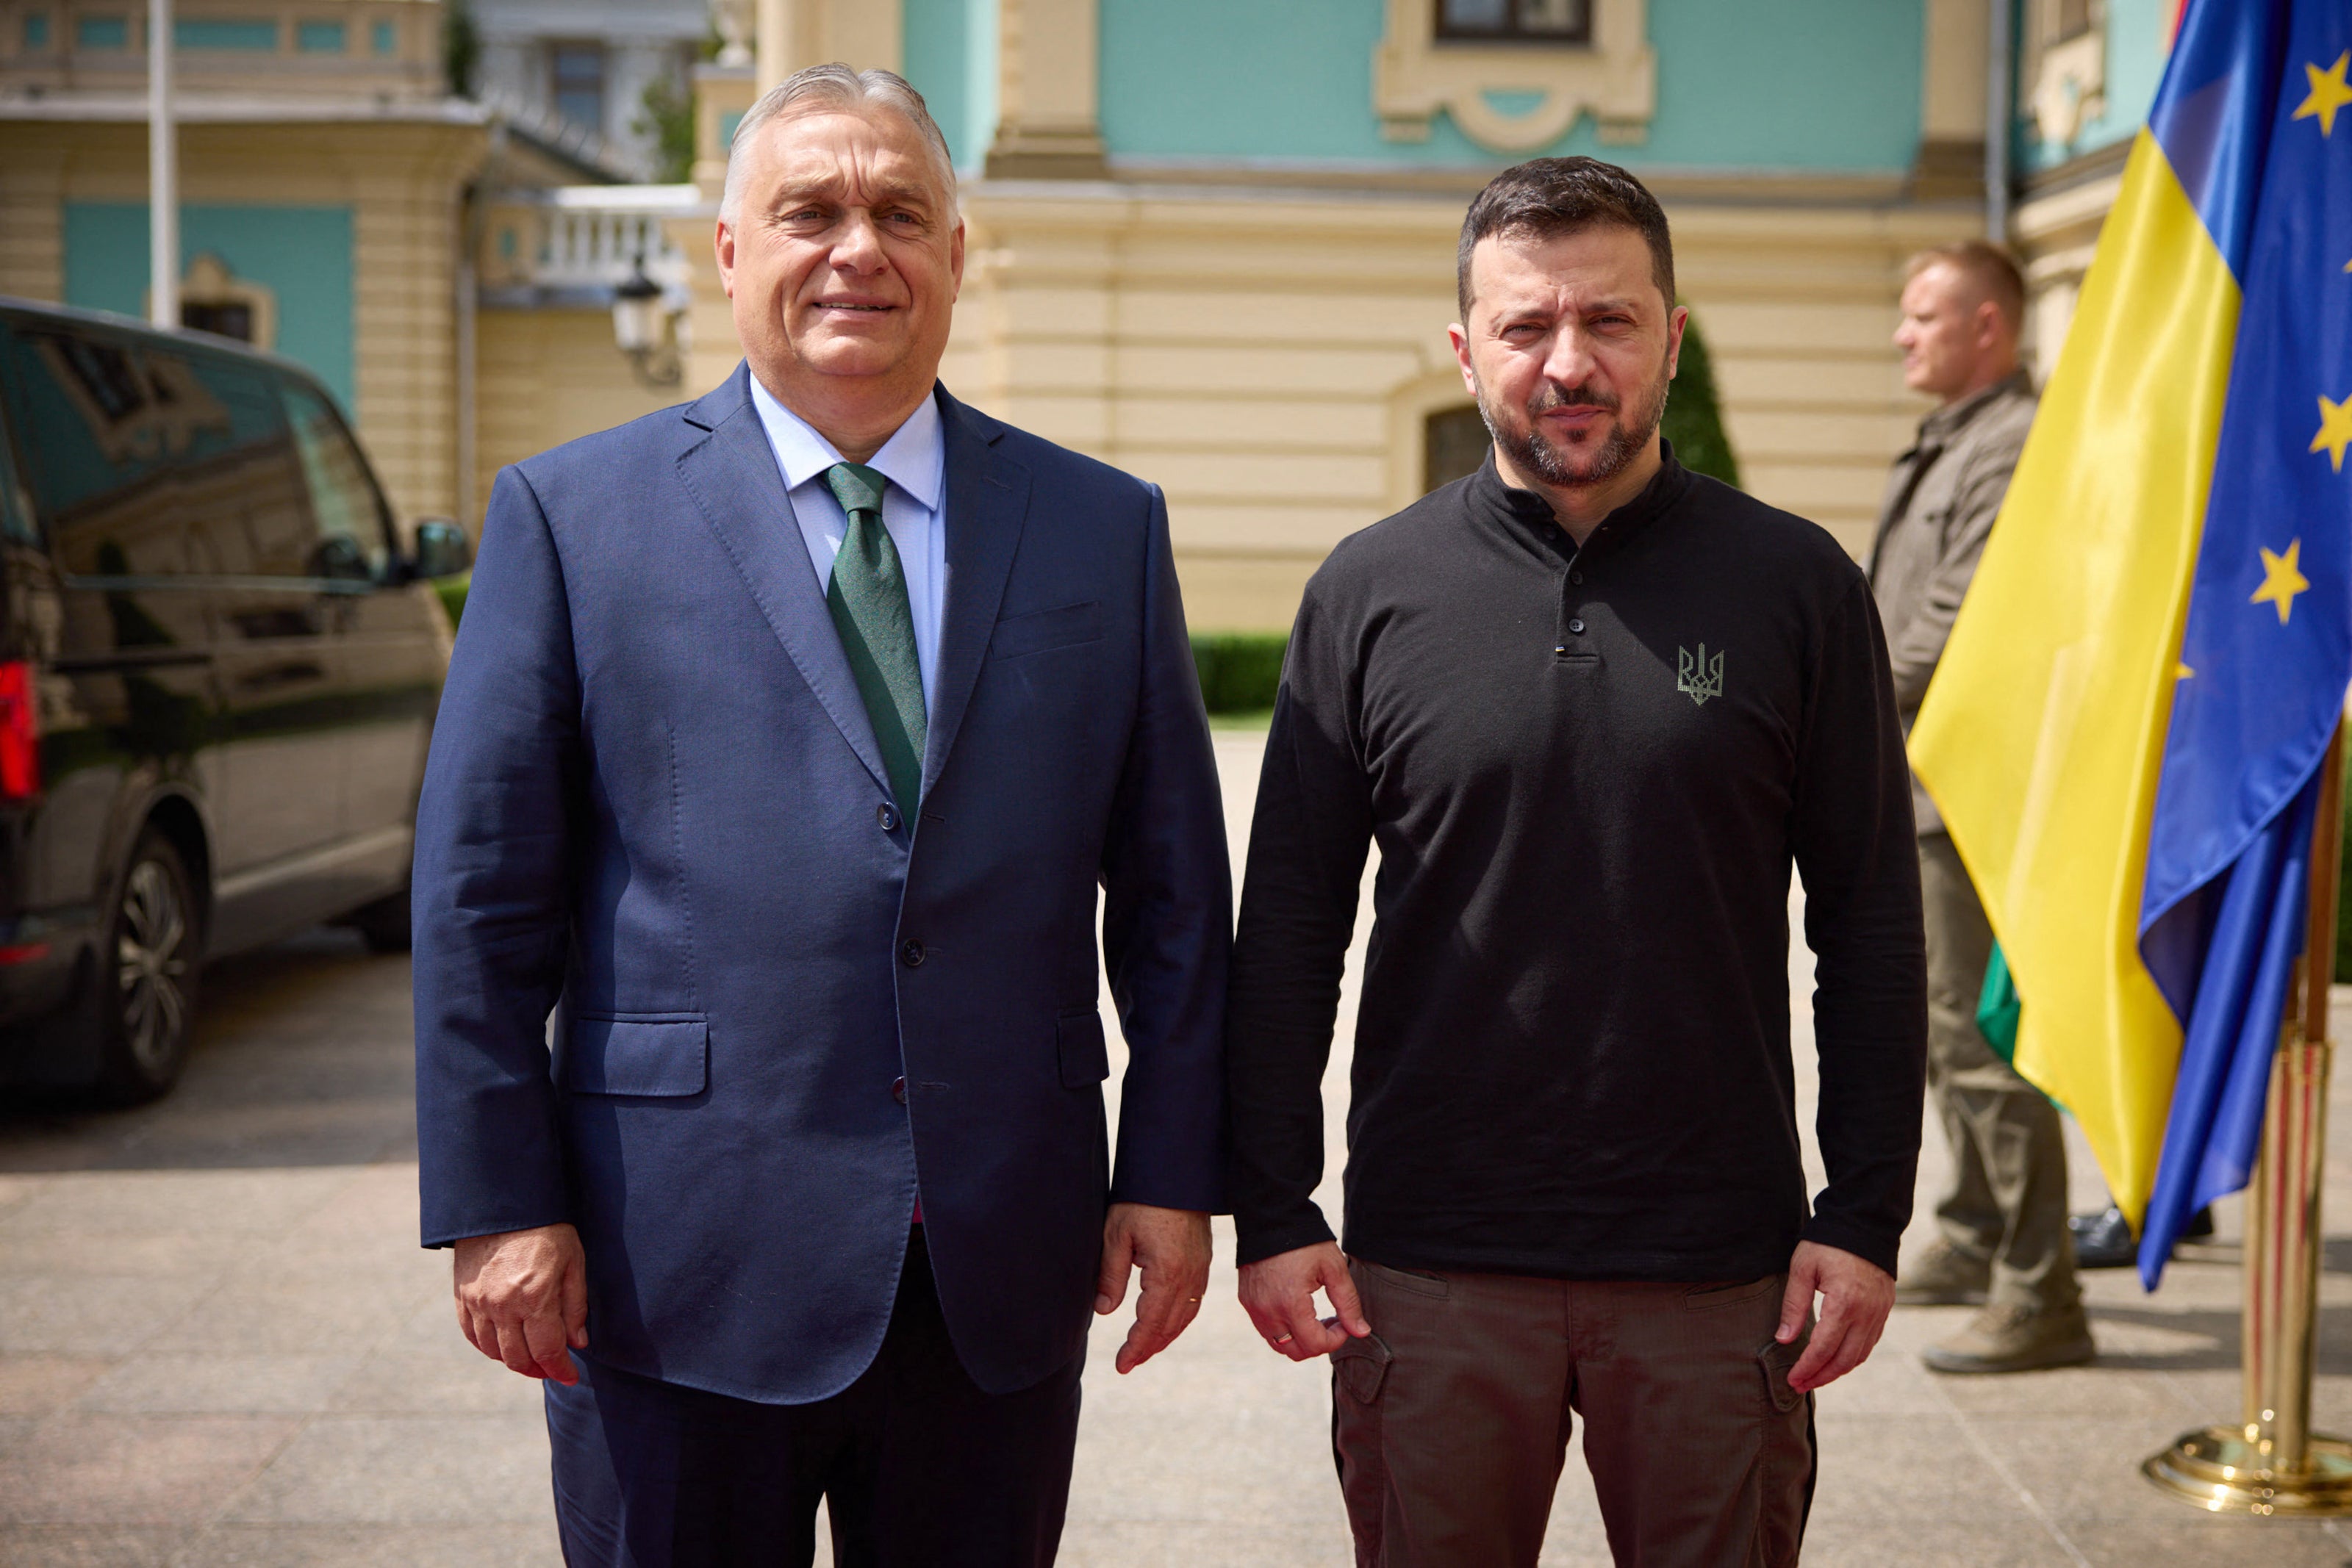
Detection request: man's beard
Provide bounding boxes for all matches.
[1478,359,1671,489]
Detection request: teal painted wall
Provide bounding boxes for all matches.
[2016,0,2173,173]
[901,0,997,171]
[1096,0,1925,173]
[61,204,356,411]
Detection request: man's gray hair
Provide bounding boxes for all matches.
[720,65,958,225]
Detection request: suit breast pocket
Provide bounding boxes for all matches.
[989,600,1104,663]
[565,1015,710,1097]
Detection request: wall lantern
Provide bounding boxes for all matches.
[612,255,683,388]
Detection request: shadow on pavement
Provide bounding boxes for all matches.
[2084,1298,2352,1375]
[0,927,416,1173]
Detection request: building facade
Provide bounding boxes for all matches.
[0,0,490,528]
[0,0,2184,633]
[698,0,2182,630]
[470,0,708,180]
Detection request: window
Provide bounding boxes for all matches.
[24,12,51,50]
[1424,406,1491,495]
[278,383,389,579]
[370,19,395,56]
[551,43,606,132]
[179,363,312,580]
[173,18,279,51]
[74,14,128,49]
[0,386,37,547]
[1437,0,1592,45]
[296,21,345,54]
[0,328,313,581]
[181,301,255,342]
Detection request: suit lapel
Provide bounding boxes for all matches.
[674,365,892,797]
[923,388,1031,797]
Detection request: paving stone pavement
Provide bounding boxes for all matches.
[0,732,2347,1564]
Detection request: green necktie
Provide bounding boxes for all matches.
[822,462,927,810]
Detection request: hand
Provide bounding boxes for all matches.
[1237,1240,1371,1362]
[1777,1240,1893,1393]
[1095,1203,1212,1375]
[453,1222,589,1385]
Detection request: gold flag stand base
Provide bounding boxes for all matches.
[2145,1427,2352,1517]
[2144,727,2346,1521]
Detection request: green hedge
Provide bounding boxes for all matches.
[434,572,470,630]
[439,579,1288,716]
[2338,769,2352,982]
[1191,633,1287,714]
[1663,308,1741,489]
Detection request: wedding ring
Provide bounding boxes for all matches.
[1273,1332,1295,1345]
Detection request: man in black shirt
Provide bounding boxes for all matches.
[1225,159,1927,1567]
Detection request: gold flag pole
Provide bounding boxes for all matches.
[2145,722,2352,1514]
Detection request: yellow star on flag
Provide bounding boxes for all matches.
[2252,539,2311,625]
[2315,393,2352,472]
[2297,51,2352,135]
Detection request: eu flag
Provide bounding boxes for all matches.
[1912,0,2352,1278]
[2136,0,2352,1287]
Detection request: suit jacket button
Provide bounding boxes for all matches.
[892,1076,908,1104]
[900,939,926,968]
[878,804,898,831]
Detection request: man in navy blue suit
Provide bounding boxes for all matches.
[412,63,1230,1567]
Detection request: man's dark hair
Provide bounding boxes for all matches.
[1457,157,1674,319]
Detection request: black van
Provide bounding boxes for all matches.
[0,298,470,1101]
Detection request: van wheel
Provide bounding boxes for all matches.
[347,890,411,954]
[95,830,201,1103]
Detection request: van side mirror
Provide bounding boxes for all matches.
[412,519,473,580]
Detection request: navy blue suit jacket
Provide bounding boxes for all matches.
[412,367,1230,1401]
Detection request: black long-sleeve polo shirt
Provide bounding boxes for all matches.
[1226,447,1927,1281]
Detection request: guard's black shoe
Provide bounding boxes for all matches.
[2073,1206,2140,1269]
[2073,1204,2215,1240]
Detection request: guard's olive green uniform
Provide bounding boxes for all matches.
[1868,370,2079,1315]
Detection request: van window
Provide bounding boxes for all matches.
[0,403,36,547]
[279,383,390,579]
[0,323,312,578]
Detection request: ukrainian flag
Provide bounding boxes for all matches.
[1911,0,2352,1287]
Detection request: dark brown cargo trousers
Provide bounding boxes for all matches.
[1331,1259,1816,1567]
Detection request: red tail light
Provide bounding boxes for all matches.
[0,661,39,802]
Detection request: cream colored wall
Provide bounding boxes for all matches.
[2011,168,2121,385]
[936,184,1955,631]
[0,117,485,528]
[353,126,484,528]
[754,0,902,89]
[473,307,688,500]
[0,126,65,302]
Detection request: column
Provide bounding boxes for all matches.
[985,0,1105,179]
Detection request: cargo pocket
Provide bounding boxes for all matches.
[1057,1010,1110,1087]
[1332,1331,1395,1406]
[1759,1328,1809,1414]
[567,1015,709,1096]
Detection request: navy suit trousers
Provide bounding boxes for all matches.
[547,1229,1084,1568]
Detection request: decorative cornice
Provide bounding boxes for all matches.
[1374,0,1654,151]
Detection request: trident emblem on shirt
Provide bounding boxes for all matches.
[1677,644,1725,707]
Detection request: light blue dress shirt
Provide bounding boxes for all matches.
[747,375,949,712]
